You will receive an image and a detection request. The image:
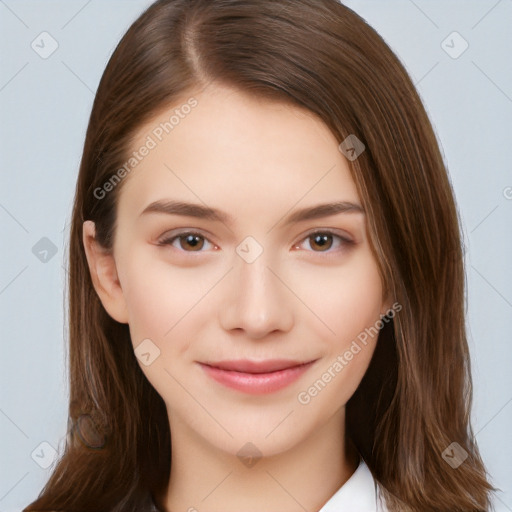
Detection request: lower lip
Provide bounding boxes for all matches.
[198,361,316,394]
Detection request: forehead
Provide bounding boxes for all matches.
[117,85,361,223]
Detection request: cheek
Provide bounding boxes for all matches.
[118,252,213,401]
[118,251,195,345]
[296,257,384,410]
[315,255,384,401]
[293,251,384,347]
[119,249,222,367]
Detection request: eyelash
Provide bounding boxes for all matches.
[156,229,354,255]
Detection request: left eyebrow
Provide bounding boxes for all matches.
[138,199,365,226]
[281,201,365,226]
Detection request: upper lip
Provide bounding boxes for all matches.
[200,359,315,374]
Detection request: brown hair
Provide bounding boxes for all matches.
[24,0,495,510]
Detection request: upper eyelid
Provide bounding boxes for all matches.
[158,228,354,248]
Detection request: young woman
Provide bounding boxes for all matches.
[24,0,494,510]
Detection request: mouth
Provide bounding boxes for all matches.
[197,359,318,394]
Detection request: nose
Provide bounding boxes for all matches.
[219,248,294,340]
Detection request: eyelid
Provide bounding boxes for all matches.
[300,227,354,244]
[294,228,355,254]
[157,227,355,254]
[156,229,218,251]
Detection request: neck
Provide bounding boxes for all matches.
[157,407,360,512]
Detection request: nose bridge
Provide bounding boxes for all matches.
[219,235,294,338]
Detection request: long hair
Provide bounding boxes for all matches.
[24,1,495,510]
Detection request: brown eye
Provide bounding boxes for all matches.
[178,234,205,251]
[158,232,215,252]
[297,230,354,254]
[309,233,334,252]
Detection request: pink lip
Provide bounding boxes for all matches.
[198,359,317,394]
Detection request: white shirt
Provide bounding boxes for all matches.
[318,458,388,512]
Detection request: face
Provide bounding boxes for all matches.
[83,84,392,458]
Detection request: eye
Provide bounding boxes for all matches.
[295,230,354,253]
[157,229,354,255]
[157,231,217,252]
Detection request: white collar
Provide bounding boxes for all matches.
[318,458,388,512]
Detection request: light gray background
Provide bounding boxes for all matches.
[1,1,511,511]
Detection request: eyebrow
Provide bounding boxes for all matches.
[139,199,365,225]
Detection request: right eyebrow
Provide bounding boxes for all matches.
[139,199,234,224]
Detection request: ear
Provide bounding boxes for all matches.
[82,220,129,324]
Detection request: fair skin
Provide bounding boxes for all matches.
[83,84,392,512]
